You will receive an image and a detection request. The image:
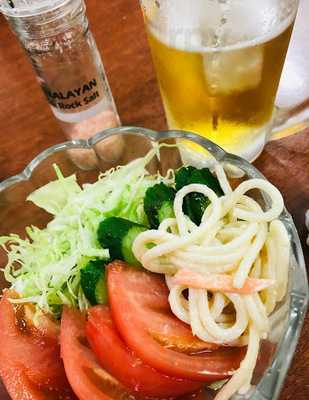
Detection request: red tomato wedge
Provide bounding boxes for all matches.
[87,305,204,397]
[107,261,245,382]
[61,306,146,400]
[0,290,76,400]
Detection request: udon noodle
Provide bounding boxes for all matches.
[133,163,290,400]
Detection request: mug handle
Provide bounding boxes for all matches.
[271,98,309,140]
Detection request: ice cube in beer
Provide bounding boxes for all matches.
[203,45,264,96]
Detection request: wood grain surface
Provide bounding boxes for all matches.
[0,0,308,399]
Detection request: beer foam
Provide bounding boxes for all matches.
[149,0,296,53]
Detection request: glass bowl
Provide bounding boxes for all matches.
[0,127,308,400]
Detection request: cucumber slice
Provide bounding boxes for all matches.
[157,201,175,225]
[80,259,108,305]
[144,183,176,228]
[97,217,147,266]
[94,273,108,305]
[175,166,224,225]
[122,225,148,266]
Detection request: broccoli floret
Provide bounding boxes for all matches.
[144,183,176,228]
[97,217,147,266]
[80,259,108,305]
[175,166,224,225]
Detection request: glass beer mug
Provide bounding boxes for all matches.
[140,0,307,161]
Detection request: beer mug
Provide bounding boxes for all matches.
[140,0,306,161]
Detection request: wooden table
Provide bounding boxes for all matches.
[0,0,308,398]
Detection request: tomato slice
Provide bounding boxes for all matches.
[87,305,204,397]
[139,285,218,353]
[0,290,76,400]
[0,361,50,400]
[61,306,145,400]
[0,380,10,400]
[109,262,216,354]
[107,262,245,382]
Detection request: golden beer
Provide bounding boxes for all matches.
[143,0,296,159]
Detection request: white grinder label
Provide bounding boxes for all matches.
[42,78,101,111]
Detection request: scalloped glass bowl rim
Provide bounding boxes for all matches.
[0,126,308,400]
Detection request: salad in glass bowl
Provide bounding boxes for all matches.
[0,127,307,400]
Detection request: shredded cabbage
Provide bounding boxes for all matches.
[0,146,175,318]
